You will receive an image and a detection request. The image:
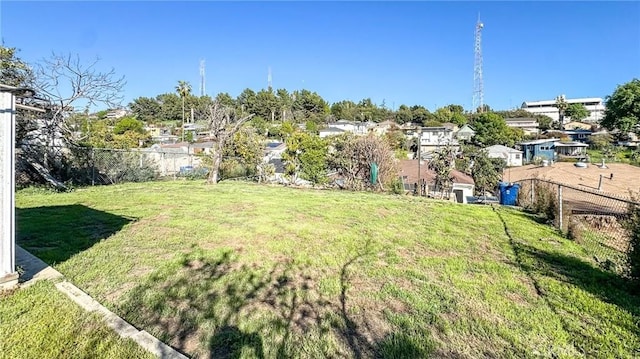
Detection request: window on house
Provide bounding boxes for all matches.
[515,154,521,159]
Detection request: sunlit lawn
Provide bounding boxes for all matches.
[0,281,153,359]
[15,181,640,358]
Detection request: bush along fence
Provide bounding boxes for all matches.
[16,145,257,188]
[514,178,640,278]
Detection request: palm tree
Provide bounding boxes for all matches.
[176,81,192,142]
[555,95,568,131]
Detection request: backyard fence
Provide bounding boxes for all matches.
[16,145,257,187]
[514,178,639,275]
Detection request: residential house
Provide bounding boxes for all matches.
[399,159,475,203]
[618,132,640,148]
[554,141,589,158]
[264,141,286,162]
[486,145,523,167]
[441,123,460,132]
[319,127,346,138]
[105,108,129,119]
[518,138,559,163]
[146,126,178,144]
[559,129,592,143]
[504,117,539,135]
[373,120,399,135]
[456,124,476,141]
[418,127,459,153]
[325,120,369,135]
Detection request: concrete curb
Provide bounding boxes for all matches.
[55,281,188,359]
[16,246,187,359]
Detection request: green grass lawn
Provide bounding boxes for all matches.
[587,148,639,166]
[0,281,153,359]
[15,181,640,358]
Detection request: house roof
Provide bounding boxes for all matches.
[564,121,592,130]
[457,124,475,132]
[561,129,592,135]
[265,142,285,151]
[191,141,215,149]
[377,120,397,127]
[268,158,285,173]
[519,138,560,145]
[421,126,453,132]
[399,160,474,185]
[486,145,522,154]
[522,97,603,107]
[554,142,589,148]
[504,117,537,122]
[320,127,345,133]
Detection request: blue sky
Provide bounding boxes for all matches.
[2,1,639,112]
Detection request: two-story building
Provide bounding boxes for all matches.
[418,127,459,153]
[504,117,539,135]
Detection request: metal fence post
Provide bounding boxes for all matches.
[91,148,95,186]
[161,152,166,177]
[558,184,563,231]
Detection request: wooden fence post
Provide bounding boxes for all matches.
[530,179,535,207]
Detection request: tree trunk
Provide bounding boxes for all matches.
[181,97,185,142]
[207,145,222,185]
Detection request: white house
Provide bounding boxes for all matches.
[455,124,476,141]
[504,117,539,135]
[521,97,605,124]
[418,126,459,153]
[319,127,346,138]
[373,120,398,135]
[486,145,523,167]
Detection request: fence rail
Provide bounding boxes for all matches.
[514,178,639,275]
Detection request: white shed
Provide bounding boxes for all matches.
[486,145,523,167]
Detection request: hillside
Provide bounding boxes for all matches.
[15,181,640,358]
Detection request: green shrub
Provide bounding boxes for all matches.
[531,180,558,224]
[625,195,640,285]
[389,177,405,195]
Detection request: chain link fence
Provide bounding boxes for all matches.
[16,145,258,188]
[514,178,639,275]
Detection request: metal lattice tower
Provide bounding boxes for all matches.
[267,66,272,90]
[473,15,484,113]
[199,59,206,97]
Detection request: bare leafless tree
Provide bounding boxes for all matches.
[328,133,398,191]
[31,52,125,148]
[202,102,253,184]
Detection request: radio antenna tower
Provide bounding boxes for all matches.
[473,14,484,113]
[199,59,206,96]
[267,66,272,91]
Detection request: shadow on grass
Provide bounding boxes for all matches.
[515,243,640,335]
[117,245,433,358]
[16,205,136,265]
[494,207,640,345]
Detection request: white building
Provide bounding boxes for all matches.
[418,127,459,153]
[486,145,523,167]
[504,118,539,135]
[521,97,605,123]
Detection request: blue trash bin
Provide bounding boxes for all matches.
[499,182,521,206]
